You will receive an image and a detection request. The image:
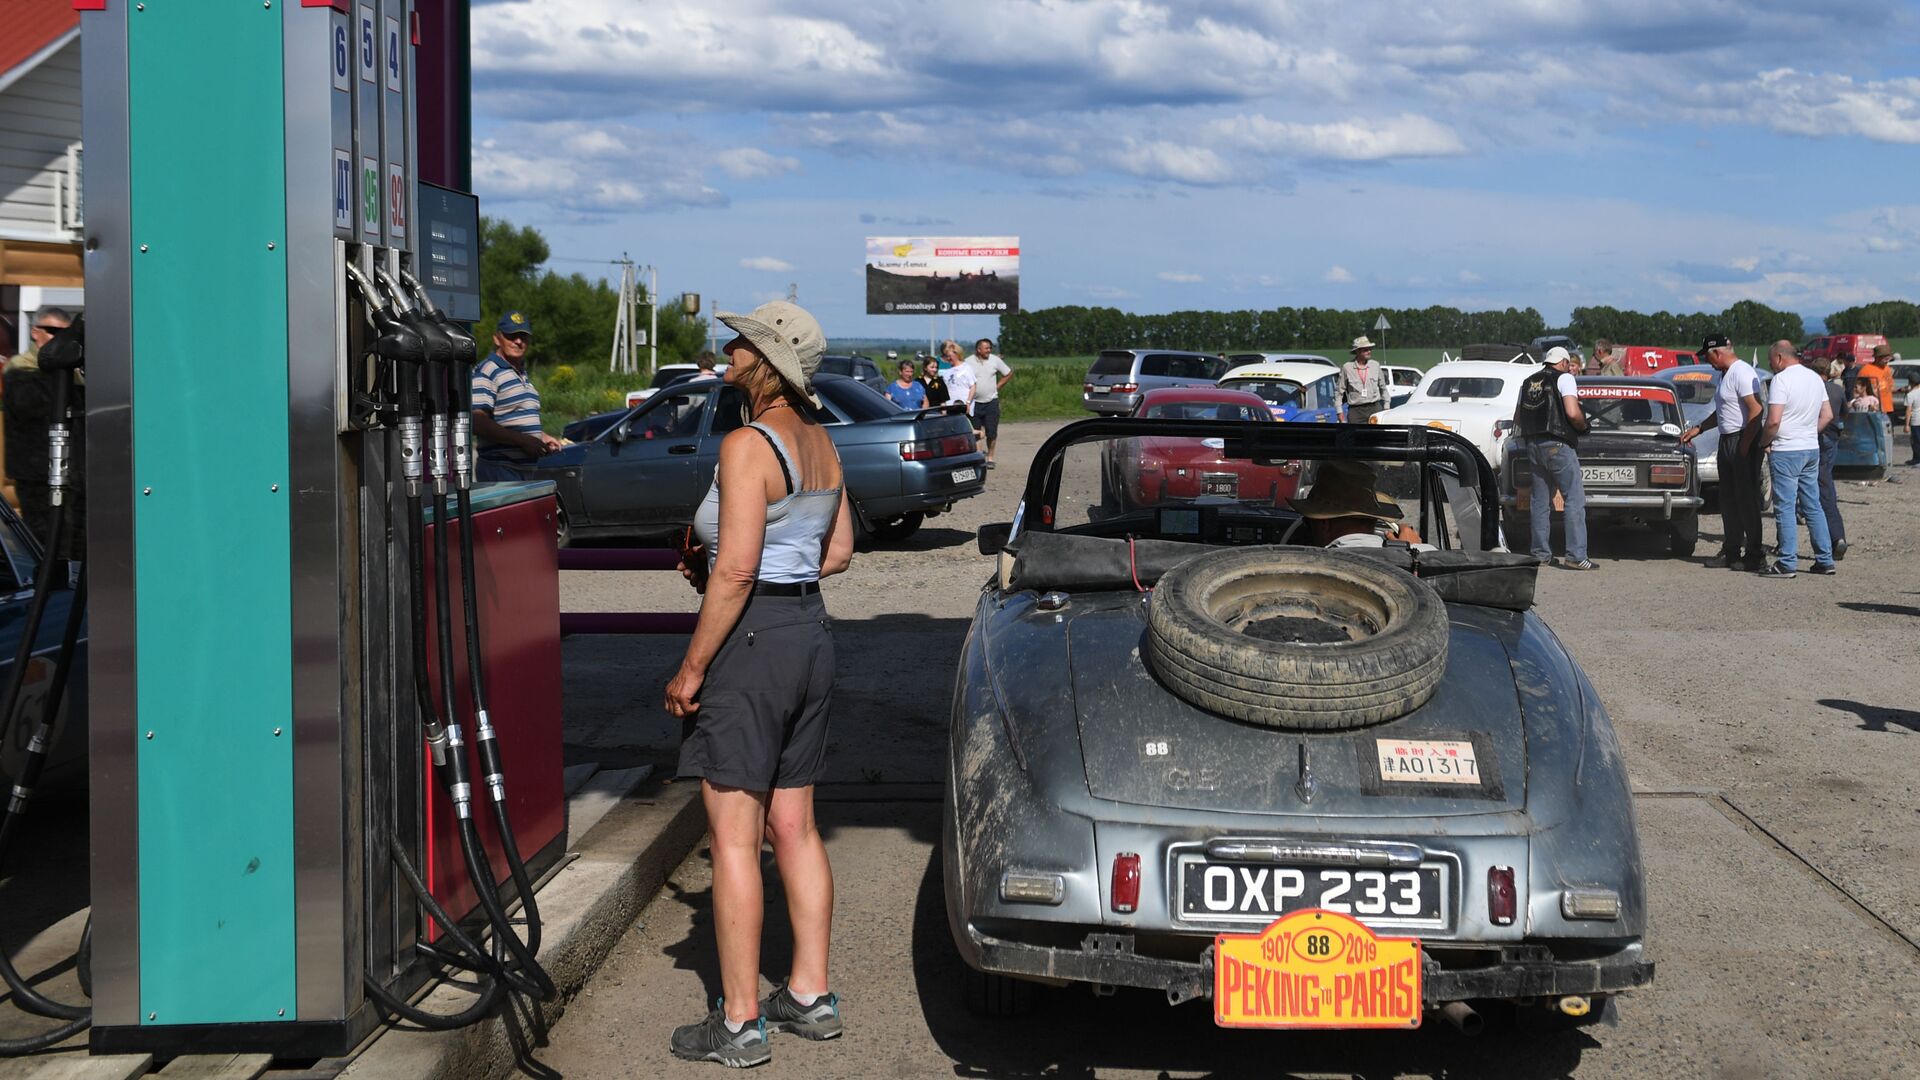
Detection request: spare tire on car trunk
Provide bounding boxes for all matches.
[1146,547,1449,730]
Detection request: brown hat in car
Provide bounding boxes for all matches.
[1288,460,1404,522]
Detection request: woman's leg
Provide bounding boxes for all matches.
[766,784,834,996]
[704,781,771,1021]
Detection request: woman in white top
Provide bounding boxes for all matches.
[665,300,855,1066]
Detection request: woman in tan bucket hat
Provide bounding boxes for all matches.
[665,300,855,1065]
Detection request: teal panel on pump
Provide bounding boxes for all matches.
[130,1,296,1025]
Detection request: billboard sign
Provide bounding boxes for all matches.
[865,236,1019,315]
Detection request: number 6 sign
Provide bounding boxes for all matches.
[331,18,350,91]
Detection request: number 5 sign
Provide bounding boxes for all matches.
[387,163,407,240]
[358,5,376,84]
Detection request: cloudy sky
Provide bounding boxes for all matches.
[470,0,1920,339]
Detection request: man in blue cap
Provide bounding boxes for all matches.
[472,309,561,481]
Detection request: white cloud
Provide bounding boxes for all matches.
[740,256,794,272]
[1324,265,1356,284]
[1158,271,1204,283]
[1111,139,1234,184]
[716,148,801,180]
[1206,113,1468,161]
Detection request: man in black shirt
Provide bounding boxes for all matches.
[1512,347,1593,569]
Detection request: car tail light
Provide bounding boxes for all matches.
[1279,459,1301,476]
[1113,382,1139,394]
[1488,865,1517,926]
[900,434,975,461]
[1493,419,1516,442]
[1084,382,1096,393]
[1110,853,1141,914]
[1650,463,1688,486]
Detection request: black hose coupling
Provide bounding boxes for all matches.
[423,719,450,768]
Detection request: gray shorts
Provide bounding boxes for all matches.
[974,399,1001,439]
[677,593,835,791]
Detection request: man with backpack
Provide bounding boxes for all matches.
[1512,346,1594,570]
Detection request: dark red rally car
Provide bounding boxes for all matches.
[1100,387,1303,512]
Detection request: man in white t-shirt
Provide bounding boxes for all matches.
[1679,333,1765,570]
[1756,340,1834,577]
[966,338,1014,468]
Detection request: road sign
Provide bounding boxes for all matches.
[1373,314,1392,331]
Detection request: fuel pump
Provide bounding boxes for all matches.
[345,268,554,1023]
[0,319,92,1056]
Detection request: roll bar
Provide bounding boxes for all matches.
[1016,418,1502,551]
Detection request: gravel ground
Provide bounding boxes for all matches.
[542,421,1920,1078]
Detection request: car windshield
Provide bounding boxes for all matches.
[1578,388,1682,431]
[648,366,691,389]
[624,385,712,439]
[1140,400,1272,421]
[816,377,903,421]
[1424,377,1506,399]
[1219,379,1304,407]
[1024,421,1492,552]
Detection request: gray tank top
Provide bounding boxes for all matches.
[692,422,841,584]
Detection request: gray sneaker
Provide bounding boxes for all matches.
[759,984,843,1040]
[670,1003,771,1068]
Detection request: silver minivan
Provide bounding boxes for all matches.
[1082,349,1229,414]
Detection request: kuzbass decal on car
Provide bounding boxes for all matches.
[1214,909,1422,1029]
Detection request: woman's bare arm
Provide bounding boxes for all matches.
[664,429,773,716]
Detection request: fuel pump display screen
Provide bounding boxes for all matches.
[418,181,482,322]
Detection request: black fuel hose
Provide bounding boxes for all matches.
[445,327,547,961]
[419,357,554,1001]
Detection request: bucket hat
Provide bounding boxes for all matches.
[1350,336,1376,352]
[716,300,826,406]
[1872,342,1892,360]
[1288,460,1404,522]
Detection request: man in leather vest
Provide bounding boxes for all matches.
[1512,347,1593,569]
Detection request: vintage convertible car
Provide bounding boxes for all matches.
[1500,378,1704,556]
[1099,387,1301,511]
[948,418,1652,1034]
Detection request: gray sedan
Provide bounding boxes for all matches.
[530,373,986,545]
[950,419,1651,1033]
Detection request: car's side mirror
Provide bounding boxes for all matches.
[610,420,630,444]
[977,521,1013,555]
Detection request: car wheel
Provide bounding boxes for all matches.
[1147,547,1449,730]
[963,967,1035,1017]
[870,512,925,543]
[1667,512,1699,557]
[553,503,574,549]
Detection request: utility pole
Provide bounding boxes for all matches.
[609,255,639,374]
[647,264,658,376]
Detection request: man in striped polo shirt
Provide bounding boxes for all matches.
[473,310,561,481]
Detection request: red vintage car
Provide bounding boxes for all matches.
[1103,387,1303,511]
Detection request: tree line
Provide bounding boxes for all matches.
[1824,300,1920,338]
[998,299,1806,356]
[480,216,708,368]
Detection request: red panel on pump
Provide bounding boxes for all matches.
[421,491,566,938]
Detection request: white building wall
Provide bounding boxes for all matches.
[0,37,82,245]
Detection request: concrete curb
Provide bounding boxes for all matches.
[340,777,705,1080]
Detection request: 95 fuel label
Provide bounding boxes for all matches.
[361,156,381,238]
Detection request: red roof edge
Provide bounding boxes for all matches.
[0,0,81,82]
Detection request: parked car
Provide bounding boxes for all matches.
[1500,379,1703,556]
[952,419,1651,1030]
[1614,347,1693,377]
[1801,333,1887,373]
[1099,387,1302,511]
[1651,364,1771,507]
[1083,350,1230,415]
[624,363,715,408]
[0,501,87,793]
[1217,361,1343,423]
[1371,359,1541,467]
[1384,365,1423,407]
[1888,360,1920,424]
[818,354,888,391]
[1224,351,1336,370]
[529,373,985,545]
[1529,334,1579,363]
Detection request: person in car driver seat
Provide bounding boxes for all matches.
[1289,460,1434,550]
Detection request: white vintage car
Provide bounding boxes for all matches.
[1371,359,1542,467]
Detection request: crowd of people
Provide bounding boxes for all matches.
[1517,333,1897,578]
[881,337,1014,467]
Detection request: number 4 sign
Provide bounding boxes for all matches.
[384,16,402,92]
[387,163,407,240]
